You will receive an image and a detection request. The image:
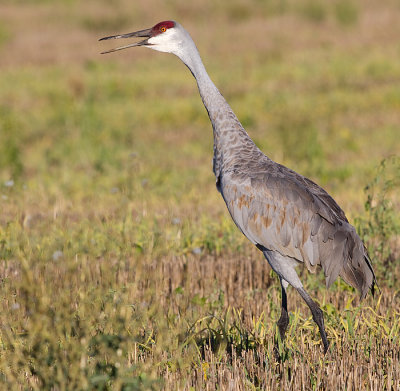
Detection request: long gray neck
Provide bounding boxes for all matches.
[176,38,259,181]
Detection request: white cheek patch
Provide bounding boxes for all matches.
[147,29,178,53]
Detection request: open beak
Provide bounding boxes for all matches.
[99,28,152,54]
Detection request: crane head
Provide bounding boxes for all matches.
[99,21,181,55]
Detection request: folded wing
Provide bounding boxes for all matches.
[221,160,375,297]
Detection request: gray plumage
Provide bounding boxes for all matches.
[100,20,376,353]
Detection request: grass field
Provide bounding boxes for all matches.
[0,0,399,389]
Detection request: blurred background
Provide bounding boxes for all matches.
[1,0,399,205]
[0,0,399,389]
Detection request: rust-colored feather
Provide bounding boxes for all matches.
[221,158,376,297]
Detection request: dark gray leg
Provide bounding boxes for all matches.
[297,287,329,354]
[277,278,289,341]
[262,249,329,353]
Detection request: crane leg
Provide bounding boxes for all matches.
[296,287,329,354]
[277,277,289,341]
[262,249,329,353]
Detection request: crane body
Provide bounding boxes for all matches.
[100,21,376,353]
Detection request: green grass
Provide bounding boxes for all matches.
[0,0,399,389]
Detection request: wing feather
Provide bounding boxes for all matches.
[220,158,375,294]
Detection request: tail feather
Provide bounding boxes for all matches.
[340,243,376,299]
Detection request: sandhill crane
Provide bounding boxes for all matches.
[100,21,376,353]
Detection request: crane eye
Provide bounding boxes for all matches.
[160,26,167,32]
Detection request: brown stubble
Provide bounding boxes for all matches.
[128,249,399,390]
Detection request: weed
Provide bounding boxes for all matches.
[300,1,327,23]
[334,0,359,26]
[356,157,400,281]
[0,108,24,179]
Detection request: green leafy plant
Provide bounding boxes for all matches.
[357,156,400,280]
